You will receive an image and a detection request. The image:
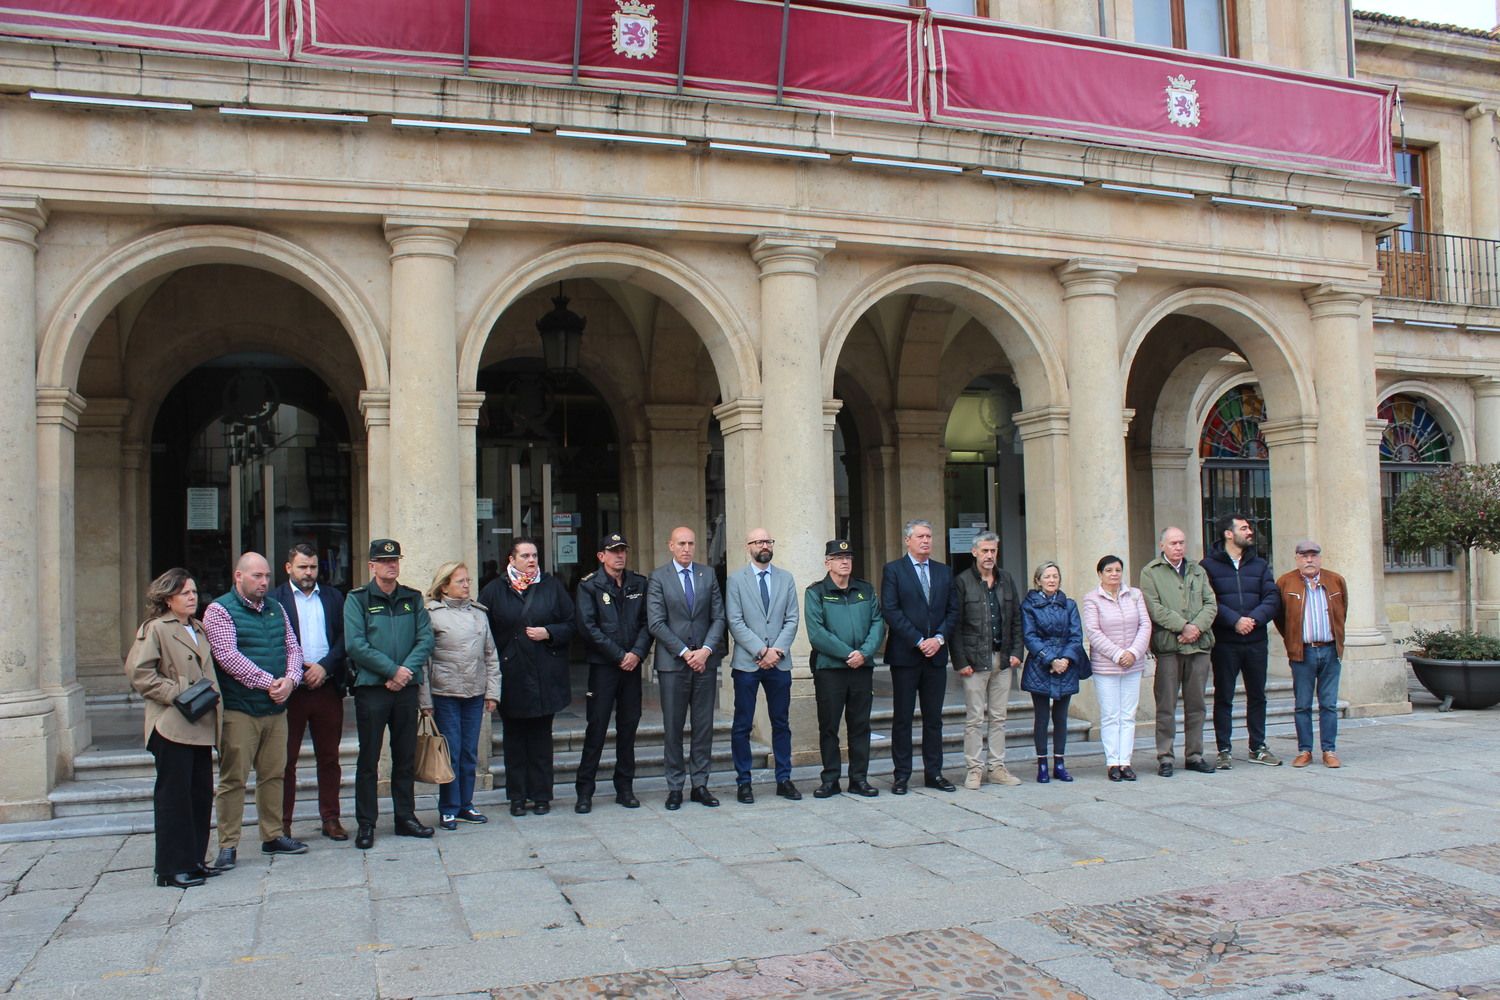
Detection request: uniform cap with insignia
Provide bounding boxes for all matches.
[601,532,629,550]
[369,538,402,560]
[825,539,853,557]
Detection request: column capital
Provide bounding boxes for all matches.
[712,396,763,435]
[383,217,468,260]
[750,233,836,278]
[0,196,47,250]
[823,397,844,432]
[35,387,85,430]
[1055,258,1136,297]
[1303,281,1378,315]
[457,391,486,428]
[1149,446,1194,471]
[1260,415,1319,448]
[1473,376,1500,400]
[359,389,390,428]
[76,397,130,431]
[1465,104,1497,122]
[893,407,949,438]
[1013,405,1070,441]
[645,402,705,432]
[1121,407,1136,439]
[1365,416,1389,447]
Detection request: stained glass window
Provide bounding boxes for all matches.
[1199,384,1268,460]
[1380,394,1453,569]
[1200,384,1271,561]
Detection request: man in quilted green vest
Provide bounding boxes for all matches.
[204,552,308,870]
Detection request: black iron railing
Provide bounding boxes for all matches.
[1376,230,1500,306]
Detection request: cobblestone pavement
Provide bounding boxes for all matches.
[3,708,1500,998]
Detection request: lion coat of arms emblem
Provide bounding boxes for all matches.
[1164,74,1202,128]
[612,0,659,60]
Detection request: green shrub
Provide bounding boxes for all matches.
[1404,628,1500,661]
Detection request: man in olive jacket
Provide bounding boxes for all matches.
[1139,526,1218,777]
[344,538,435,849]
[950,531,1023,789]
[805,539,885,799]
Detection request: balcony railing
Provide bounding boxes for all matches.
[1376,230,1500,306]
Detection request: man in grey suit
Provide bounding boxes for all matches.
[726,528,801,804]
[646,525,727,809]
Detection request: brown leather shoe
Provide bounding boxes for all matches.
[321,819,349,841]
[1321,751,1341,769]
[1292,751,1313,768]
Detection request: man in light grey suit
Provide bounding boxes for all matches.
[726,528,801,804]
[646,525,727,810]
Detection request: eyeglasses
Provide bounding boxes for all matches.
[748,539,775,546]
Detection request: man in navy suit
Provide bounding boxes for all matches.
[881,519,959,794]
[272,543,349,840]
[646,525,727,810]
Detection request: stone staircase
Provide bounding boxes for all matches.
[46,677,1312,821]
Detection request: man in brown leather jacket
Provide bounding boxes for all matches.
[1273,539,1348,769]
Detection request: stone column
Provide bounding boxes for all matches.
[76,398,130,694]
[0,197,57,820]
[385,218,467,591]
[894,409,950,549]
[645,404,707,567]
[867,445,899,566]
[358,390,391,586]
[1056,259,1136,587]
[120,441,145,657]
[1014,406,1070,576]
[1467,107,1500,245]
[1148,446,1196,550]
[458,390,486,580]
[36,387,90,762]
[1305,284,1408,715]
[1472,377,1500,633]
[823,399,844,541]
[625,441,652,566]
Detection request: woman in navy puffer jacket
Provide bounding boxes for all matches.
[1021,561,1087,783]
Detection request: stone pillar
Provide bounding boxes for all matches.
[867,445,899,566]
[645,404,707,567]
[625,441,652,566]
[1148,446,1196,551]
[1056,259,1135,588]
[385,218,467,591]
[894,409,950,552]
[36,387,90,764]
[1475,377,1500,634]
[1305,284,1408,715]
[1467,107,1500,245]
[358,390,390,585]
[822,399,843,541]
[76,398,131,695]
[0,197,57,820]
[458,391,485,581]
[1014,406,1070,577]
[120,440,145,657]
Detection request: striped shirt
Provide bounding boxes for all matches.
[1301,573,1333,644]
[203,597,305,690]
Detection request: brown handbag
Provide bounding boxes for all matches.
[414,712,456,785]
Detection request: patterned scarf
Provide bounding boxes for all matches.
[508,564,540,594]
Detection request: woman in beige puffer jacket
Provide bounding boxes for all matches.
[420,562,501,828]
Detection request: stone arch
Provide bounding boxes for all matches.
[1122,286,1312,422]
[37,225,388,392]
[1151,349,1250,452]
[1377,380,1472,463]
[458,242,758,400]
[822,263,1066,408]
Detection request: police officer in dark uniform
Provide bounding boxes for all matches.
[573,533,653,813]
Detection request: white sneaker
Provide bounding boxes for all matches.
[987,765,1022,787]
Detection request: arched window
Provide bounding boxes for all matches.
[1380,393,1454,570]
[1200,383,1272,559]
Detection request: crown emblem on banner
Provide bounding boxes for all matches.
[1164,74,1201,129]
[612,0,659,61]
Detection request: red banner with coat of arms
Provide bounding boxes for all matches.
[0,0,289,57]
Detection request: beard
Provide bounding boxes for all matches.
[753,549,773,565]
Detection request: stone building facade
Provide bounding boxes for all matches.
[0,0,1493,820]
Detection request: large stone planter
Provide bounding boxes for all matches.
[1405,653,1500,712]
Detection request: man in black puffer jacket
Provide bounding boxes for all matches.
[1200,514,1282,770]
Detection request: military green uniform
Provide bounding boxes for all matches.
[804,573,885,786]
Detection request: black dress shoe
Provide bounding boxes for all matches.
[262,836,309,856]
[355,825,375,850]
[532,801,551,815]
[616,791,640,808]
[924,775,957,793]
[690,786,719,807]
[574,797,592,814]
[1186,758,1216,774]
[849,779,879,797]
[776,781,802,801]
[156,872,205,889]
[813,780,841,798]
[891,779,909,795]
[194,863,223,879]
[665,789,683,810]
[1158,760,1175,777]
[1120,765,1137,782]
[510,800,527,817]
[1108,766,1123,782]
[395,818,435,838]
[737,783,755,804]
[213,847,236,870]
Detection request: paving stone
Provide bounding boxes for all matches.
[626,856,774,919]
[374,929,629,997]
[558,874,670,929]
[1038,953,1178,1000]
[372,890,473,948]
[197,952,380,1000]
[56,871,178,937]
[452,868,578,936]
[14,928,163,988]
[17,849,109,892]
[1206,965,1431,1000]
[1382,945,1500,990]
[153,902,262,970]
[729,857,860,905]
[255,885,376,958]
[970,916,1091,963]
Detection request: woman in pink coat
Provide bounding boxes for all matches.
[1082,555,1152,781]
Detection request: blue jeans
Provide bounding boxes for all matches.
[431,694,485,815]
[1291,645,1341,752]
[731,667,792,784]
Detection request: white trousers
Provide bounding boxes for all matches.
[1094,672,1142,766]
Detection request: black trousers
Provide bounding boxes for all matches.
[890,662,948,781]
[503,714,556,803]
[814,667,874,784]
[354,684,419,828]
[148,730,213,878]
[1212,641,1269,752]
[576,662,642,798]
[1031,693,1071,757]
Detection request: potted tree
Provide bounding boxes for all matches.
[1388,462,1500,710]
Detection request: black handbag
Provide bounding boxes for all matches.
[173,677,219,722]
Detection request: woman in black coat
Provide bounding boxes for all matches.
[478,538,576,816]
